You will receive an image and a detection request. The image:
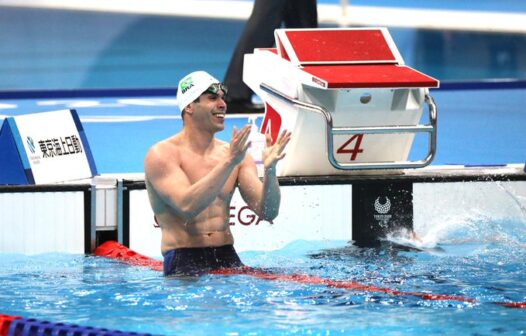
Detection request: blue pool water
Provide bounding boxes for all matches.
[1,2,525,335]
[1,217,525,335]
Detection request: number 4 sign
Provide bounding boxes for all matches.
[336,134,364,161]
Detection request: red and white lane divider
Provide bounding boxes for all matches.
[95,241,526,309]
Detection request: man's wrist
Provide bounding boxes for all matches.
[264,165,277,175]
[224,155,241,170]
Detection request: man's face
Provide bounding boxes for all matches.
[191,87,227,132]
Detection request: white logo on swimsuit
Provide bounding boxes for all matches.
[374,196,392,228]
[374,197,391,214]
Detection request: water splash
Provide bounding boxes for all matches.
[413,181,526,248]
[494,180,526,216]
[385,227,439,250]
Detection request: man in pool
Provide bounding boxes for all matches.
[144,71,291,276]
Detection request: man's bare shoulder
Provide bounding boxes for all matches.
[145,136,182,170]
[214,138,229,148]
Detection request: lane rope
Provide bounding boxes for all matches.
[94,241,526,309]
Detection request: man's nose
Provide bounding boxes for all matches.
[218,96,227,109]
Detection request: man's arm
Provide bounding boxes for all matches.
[145,126,251,221]
[238,130,291,221]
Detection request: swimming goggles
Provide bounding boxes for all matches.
[204,83,228,96]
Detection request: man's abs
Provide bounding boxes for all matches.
[159,215,234,254]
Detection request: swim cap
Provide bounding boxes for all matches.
[176,71,221,111]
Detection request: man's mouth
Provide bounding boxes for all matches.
[213,113,225,119]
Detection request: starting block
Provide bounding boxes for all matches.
[244,28,439,176]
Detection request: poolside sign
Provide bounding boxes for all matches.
[352,180,413,246]
[0,109,97,184]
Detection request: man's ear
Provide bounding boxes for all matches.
[184,104,193,116]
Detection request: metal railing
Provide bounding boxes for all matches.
[260,83,437,170]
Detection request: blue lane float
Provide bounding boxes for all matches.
[5,317,152,336]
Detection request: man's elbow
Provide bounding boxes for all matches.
[258,207,279,222]
[177,205,200,222]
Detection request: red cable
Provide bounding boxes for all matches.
[210,267,477,303]
[0,314,21,336]
[94,240,163,271]
[95,241,525,309]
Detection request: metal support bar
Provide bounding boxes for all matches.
[117,179,124,244]
[260,83,437,170]
[89,183,97,253]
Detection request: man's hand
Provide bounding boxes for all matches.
[230,125,251,165]
[262,130,292,169]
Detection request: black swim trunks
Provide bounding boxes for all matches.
[163,245,244,276]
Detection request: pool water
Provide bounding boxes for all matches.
[1,216,525,335]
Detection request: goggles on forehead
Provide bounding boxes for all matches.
[204,83,228,96]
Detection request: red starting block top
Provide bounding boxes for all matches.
[273,28,439,89]
[303,64,439,89]
[280,29,399,64]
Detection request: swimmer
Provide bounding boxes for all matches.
[144,71,291,276]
